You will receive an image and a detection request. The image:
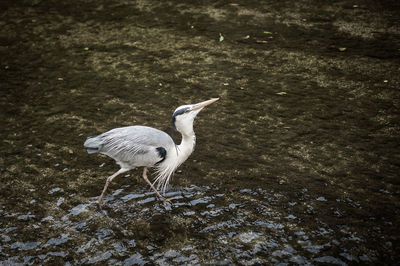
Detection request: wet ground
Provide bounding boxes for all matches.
[1,0,400,264]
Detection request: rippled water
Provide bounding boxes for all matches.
[0,183,392,264]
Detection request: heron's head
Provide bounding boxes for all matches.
[172,98,219,136]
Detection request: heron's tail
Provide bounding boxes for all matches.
[84,136,101,154]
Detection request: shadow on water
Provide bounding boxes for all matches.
[1,0,400,264]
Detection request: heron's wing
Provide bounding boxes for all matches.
[95,126,174,163]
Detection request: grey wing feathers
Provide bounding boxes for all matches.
[84,126,174,162]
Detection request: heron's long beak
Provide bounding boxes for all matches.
[191,98,219,111]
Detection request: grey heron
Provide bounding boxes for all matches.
[84,98,219,205]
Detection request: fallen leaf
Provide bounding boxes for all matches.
[263,31,272,34]
[338,47,347,52]
[84,47,89,51]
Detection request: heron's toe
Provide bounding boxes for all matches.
[163,197,173,206]
[97,197,104,206]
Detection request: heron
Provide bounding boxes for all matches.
[84,98,219,205]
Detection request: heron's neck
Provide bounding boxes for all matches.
[176,130,196,165]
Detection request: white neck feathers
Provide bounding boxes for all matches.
[153,130,196,194]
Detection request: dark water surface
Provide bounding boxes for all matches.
[1,0,399,264]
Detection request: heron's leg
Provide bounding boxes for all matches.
[98,168,128,205]
[142,167,172,205]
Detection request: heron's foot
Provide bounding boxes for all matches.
[97,197,104,206]
[97,192,107,206]
[162,197,173,206]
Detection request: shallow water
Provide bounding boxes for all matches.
[1,0,399,264]
[0,185,391,264]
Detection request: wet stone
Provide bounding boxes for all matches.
[67,206,84,217]
[314,256,347,265]
[316,196,327,201]
[1,234,11,242]
[10,241,41,251]
[17,212,35,220]
[86,251,113,264]
[43,234,71,247]
[123,253,148,265]
[121,193,145,202]
[49,187,61,194]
